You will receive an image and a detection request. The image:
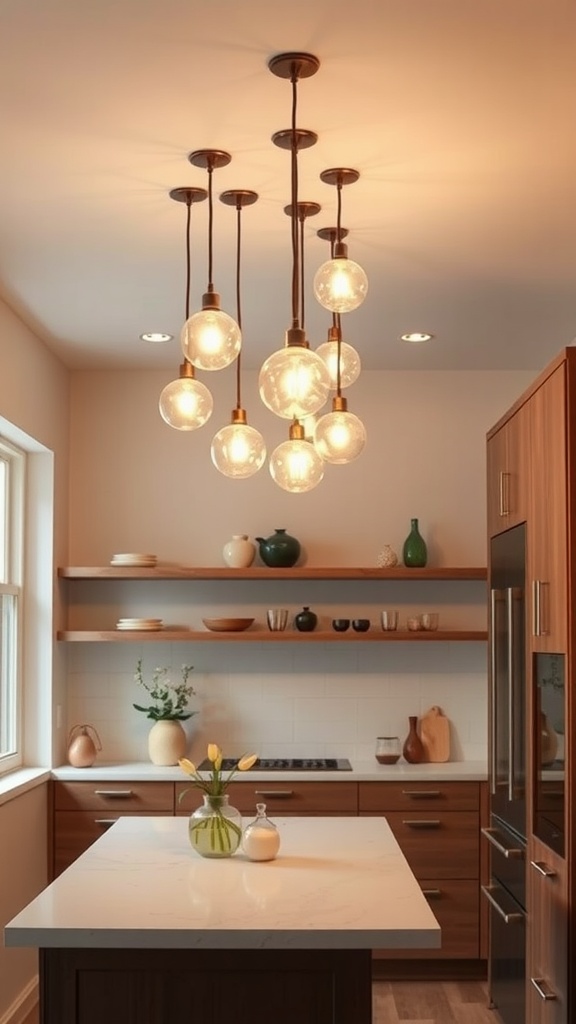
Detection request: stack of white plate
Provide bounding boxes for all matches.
[110,553,157,568]
[116,618,163,631]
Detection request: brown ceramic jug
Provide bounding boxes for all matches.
[402,716,426,764]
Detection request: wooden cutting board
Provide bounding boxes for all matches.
[420,705,450,762]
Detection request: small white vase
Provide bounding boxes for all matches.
[222,534,256,568]
[147,720,187,766]
[376,544,398,568]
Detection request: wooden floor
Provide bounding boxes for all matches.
[374,979,495,1023]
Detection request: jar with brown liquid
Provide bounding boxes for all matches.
[375,736,401,765]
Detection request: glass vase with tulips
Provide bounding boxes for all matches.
[179,745,257,858]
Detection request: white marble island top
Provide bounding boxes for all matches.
[5,816,440,952]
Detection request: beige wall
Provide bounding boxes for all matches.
[0,298,69,1024]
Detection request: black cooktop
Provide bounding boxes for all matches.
[197,757,352,771]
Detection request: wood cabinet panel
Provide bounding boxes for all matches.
[527,839,568,1024]
[53,780,174,812]
[527,365,568,651]
[53,810,172,876]
[374,879,479,960]
[363,811,479,879]
[175,780,359,815]
[487,406,530,537]
[358,780,479,813]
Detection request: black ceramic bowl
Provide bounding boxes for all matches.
[332,618,350,632]
[352,619,371,632]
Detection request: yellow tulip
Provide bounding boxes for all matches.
[238,753,258,772]
[178,758,197,775]
[207,743,220,763]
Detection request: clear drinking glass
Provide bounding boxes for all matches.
[375,736,401,764]
[267,608,289,631]
[381,610,399,631]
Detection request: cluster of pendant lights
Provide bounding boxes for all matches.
[158,52,368,492]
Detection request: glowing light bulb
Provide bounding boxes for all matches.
[316,337,361,389]
[211,422,267,479]
[269,436,324,492]
[158,375,213,430]
[313,404,366,464]
[313,257,368,314]
[181,306,241,371]
[259,345,330,420]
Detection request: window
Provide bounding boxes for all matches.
[0,437,24,770]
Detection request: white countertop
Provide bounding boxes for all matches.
[5,815,441,952]
[51,759,487,782]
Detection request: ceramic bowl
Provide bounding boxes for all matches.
[202,617,255,632]
[332,618,350,632]
[352,619,371,632]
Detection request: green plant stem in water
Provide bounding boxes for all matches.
[189,810,242,855]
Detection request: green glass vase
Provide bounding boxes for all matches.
[402,518,427,568]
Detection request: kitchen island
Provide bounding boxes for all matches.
[5,815,440,1024]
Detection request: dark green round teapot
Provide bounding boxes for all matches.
[255,528,301,568]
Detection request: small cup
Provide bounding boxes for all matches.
[352,618,370,632]
[332,618,350,632]
[407,616,421,631]
[420,612,439,631]
[375,736,401,765]
[381,610,399,632]
[267,608,289,631]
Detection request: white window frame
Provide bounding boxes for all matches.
[0,436,25,772]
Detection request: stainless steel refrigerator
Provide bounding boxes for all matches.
[482,523,527,1024]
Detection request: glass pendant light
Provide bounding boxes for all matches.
[315,226,361,389]
[313,308,366,464]
[313,168,368,314]
[210,190,266,479]
[258,53,330,421]
[270,419,324,493]
[181,150,241,371]
[159,187,214,431]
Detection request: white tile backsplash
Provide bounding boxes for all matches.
[63,641,487,765]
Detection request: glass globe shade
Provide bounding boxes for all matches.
[314,410,366,464]
[269,438,324,493]
[259,347,331,420]
[316,339,361,389]
[181,308,241,371]
[313,257,368,314]
[158,377,213,430]
[211,423,267,479]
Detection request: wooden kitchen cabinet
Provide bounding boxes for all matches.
[52,780,174,876]
[359,781,483,960]
[527,364,568,652]
[486,403,530,537]
[527,838,568,1024]
[176,780,359,816]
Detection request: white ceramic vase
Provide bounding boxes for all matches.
[222,534,256,568]
[376,544,398,568]
[147,720,187,766]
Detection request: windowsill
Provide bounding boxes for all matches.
[0,766,51,807]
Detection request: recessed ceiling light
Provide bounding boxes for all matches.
[400,332,434,344]
[140,332,173,343]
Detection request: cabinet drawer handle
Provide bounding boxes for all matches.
[421,889,442,899]
[481,885,523,924]
[94,789,133,798]
[531,978,557,1001]
[254,790,294,798]
[402,819,441,828]
[499,471,510,516]
[530,860,557,878]
[94,819,118,827]
[401,790,441,798]
[481,827,524,859]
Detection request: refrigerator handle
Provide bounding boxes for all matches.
[507,587,515,802]
[490,589,498,796]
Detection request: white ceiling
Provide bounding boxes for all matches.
[0,0,574,372]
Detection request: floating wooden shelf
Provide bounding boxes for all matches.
[56,629,488,643]
[58,566,487,581]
